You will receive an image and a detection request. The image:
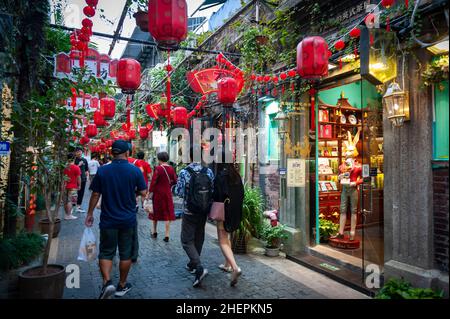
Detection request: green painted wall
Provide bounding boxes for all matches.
[434,81,449,160]
[318,80,381,109]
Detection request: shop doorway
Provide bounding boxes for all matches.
[313,78,384,284]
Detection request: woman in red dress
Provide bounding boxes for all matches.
[148,152,177,242]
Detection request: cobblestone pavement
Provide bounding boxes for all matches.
[52,187,367,299]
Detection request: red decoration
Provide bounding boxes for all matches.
[349,27,361,38]
[83,6,96,18]
[172,106,188,127]
[148,0,188,49]
[381,0,394,8]
[272,76,279,83]
[251,74,256,81]
[128,129,137,140]
[280,73,287,80]
[82,18,93,28]
[93,111,107,127]
[139,126,149,139]
[257,76,263,82]
[310,88,316,131]
[80,135,90,145]
[365,13,376,29]
[100,97,115,120]
[297,36,329,80]
[264,75,271,82]
[334,40,345,51]
[117,59,141,94]
[146,103,160,119]
[217,77,238,106]
[122,123,130,132]
[86,123,98,137]
[288,69,297,78]
[86,0,98,7]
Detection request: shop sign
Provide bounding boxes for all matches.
[279,168,287,176]
[0,141,10,156]
[333,0,370,25]
[287,158,305,187]
[362,164,370,178]
[152,131,167,148]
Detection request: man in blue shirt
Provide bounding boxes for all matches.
[85,140,147,299]
[174,146,214,288]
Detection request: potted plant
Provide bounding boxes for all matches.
[231,185,264,254]
[319,218,339,243]
[261,221,288,257]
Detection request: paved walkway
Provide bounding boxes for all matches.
[51,186,368,299]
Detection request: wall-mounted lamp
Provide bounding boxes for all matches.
[274,109,288,139]
[383,82,410,127]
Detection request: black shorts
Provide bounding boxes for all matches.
[98,228,134,261]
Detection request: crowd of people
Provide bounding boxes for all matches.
[63,141,245,299]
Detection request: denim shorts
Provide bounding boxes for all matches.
[98,228,134,261]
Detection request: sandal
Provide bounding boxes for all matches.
[218,264,232,273]
[152,232,157,239]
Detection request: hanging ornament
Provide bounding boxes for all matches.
[86,0,98,7]
[297,36,329,80]
[309,88,316,131]
[334,40,345,69]
[82,18,93,28]
[382,0,394,31]
[349,27,361,38]
[83,6,96,17]
[288,69,297,78]
[365,13,376,29]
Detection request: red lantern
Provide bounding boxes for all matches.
[217,77,238,106]
[86,0,98,6]
[117,59,141,94]
[139,126,149,139]
[297,36,329,80]
[272,76,279,83]
[280,73,287,80]
[264,75,271,82]
[83,6,96,17]
[381,0,394,8]
[93,111,107,127]
[172,106,188,127]
[148,0,188,49]
[100,97,116,120]
[146,103,160,119]
[86,123,97,138]
[82,18,93,28]
[288,69,297,78]
[80,135,90,145]
[122,123,130,132]
[251,74,256,81]
[334,40,345,51]
[349,27,361,38]
[128,129,137,140]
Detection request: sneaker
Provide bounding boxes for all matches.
[218,264,233,273]
[99,280,116,299]
[230,268,242,287]
[64,214,78,220]
[185,265,196,274]
[163,237,169,242]
[193,268,208,288]
[76,208,86,213]
[115,282,132,297]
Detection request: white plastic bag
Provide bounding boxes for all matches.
[77,227,97,262]
[143,199,153,214]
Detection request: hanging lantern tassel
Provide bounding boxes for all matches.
[386,15,390,32]
[282,84,285,95]
[370,34,374,46]
[310,88,316,131]
[291,81,295,94]
[405,0,409,7]
[126,95,131,128]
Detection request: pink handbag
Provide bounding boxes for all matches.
[209,200,228,221]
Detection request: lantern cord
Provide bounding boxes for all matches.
[409,0,449,47]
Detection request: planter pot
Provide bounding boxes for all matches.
[255,35,269,45]
[18,264,66,299]
[231,233,247,254]
[133,11,148,32]
[265,247,280,257]
[320,236,330,243]
[39,218,61,238]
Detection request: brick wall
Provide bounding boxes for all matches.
[433,163,449,273]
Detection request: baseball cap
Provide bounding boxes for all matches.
[111,140,129,155]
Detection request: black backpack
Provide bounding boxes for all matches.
[185,167,213,215]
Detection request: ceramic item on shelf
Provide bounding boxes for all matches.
[348,114,357,125]
[340,114,346,124]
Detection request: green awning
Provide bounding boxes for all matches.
[196,0,227,12]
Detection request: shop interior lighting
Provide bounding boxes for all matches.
[426,40,449,55]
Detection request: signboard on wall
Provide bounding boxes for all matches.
[287,158,305,187]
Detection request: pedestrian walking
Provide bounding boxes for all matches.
[74,147,89,213]
[63,153,81,220]
[88,154,101,184]
[211,158,244,286]
[136,151,153,187]
[174,147,214,287]
[148,151,177,242]
[85,140,147,299]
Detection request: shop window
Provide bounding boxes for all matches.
[433,81,449,160]
[264,101,280,162]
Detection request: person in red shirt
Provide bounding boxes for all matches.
[136,151,152,186]
[64,153,81,220]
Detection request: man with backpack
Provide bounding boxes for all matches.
[174,147,214,287]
